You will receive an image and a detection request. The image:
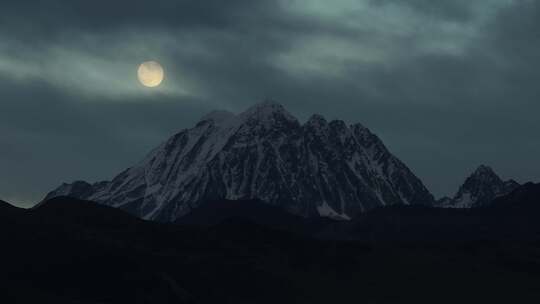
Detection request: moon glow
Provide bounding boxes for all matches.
[137,61,164,88]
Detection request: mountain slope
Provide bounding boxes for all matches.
[489,182,540,212]
[45,101,434,222]
[439,165,520,208]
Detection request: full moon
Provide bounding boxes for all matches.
[137,61,164,88]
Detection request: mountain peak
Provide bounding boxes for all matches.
[447,165,520,208]
[328,119,348,129]
[45,101,434,221]
[238,100,298,126]
[350,122,366,130]
[473,165,496,176]
[468,165,502,185]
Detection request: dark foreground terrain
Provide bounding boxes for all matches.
[2,183,540,303]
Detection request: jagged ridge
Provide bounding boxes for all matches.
[45,101,435,222]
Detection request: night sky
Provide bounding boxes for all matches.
[1,0,539,207]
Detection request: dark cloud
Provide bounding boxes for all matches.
[1,0,539,206]
[2,0,274,33]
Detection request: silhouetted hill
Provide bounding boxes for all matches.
[0,199,21,213]
[177,199,298,225]
[33,196,148,228]
[176,199,320,233]
[0,199,25,226]
[490,182,540,212]
[335,183,540,242]
[2,191,540,303]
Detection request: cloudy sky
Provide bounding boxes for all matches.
[1,0,539,207]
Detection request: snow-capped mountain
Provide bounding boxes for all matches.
[438,165,520,208]
[45,101,435,222]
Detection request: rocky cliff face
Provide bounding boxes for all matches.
[45,101,435,221]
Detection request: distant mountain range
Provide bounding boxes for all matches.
[45,101,435,221]
[44,101,527,222]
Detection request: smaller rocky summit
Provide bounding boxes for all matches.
[438,165,520,208]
